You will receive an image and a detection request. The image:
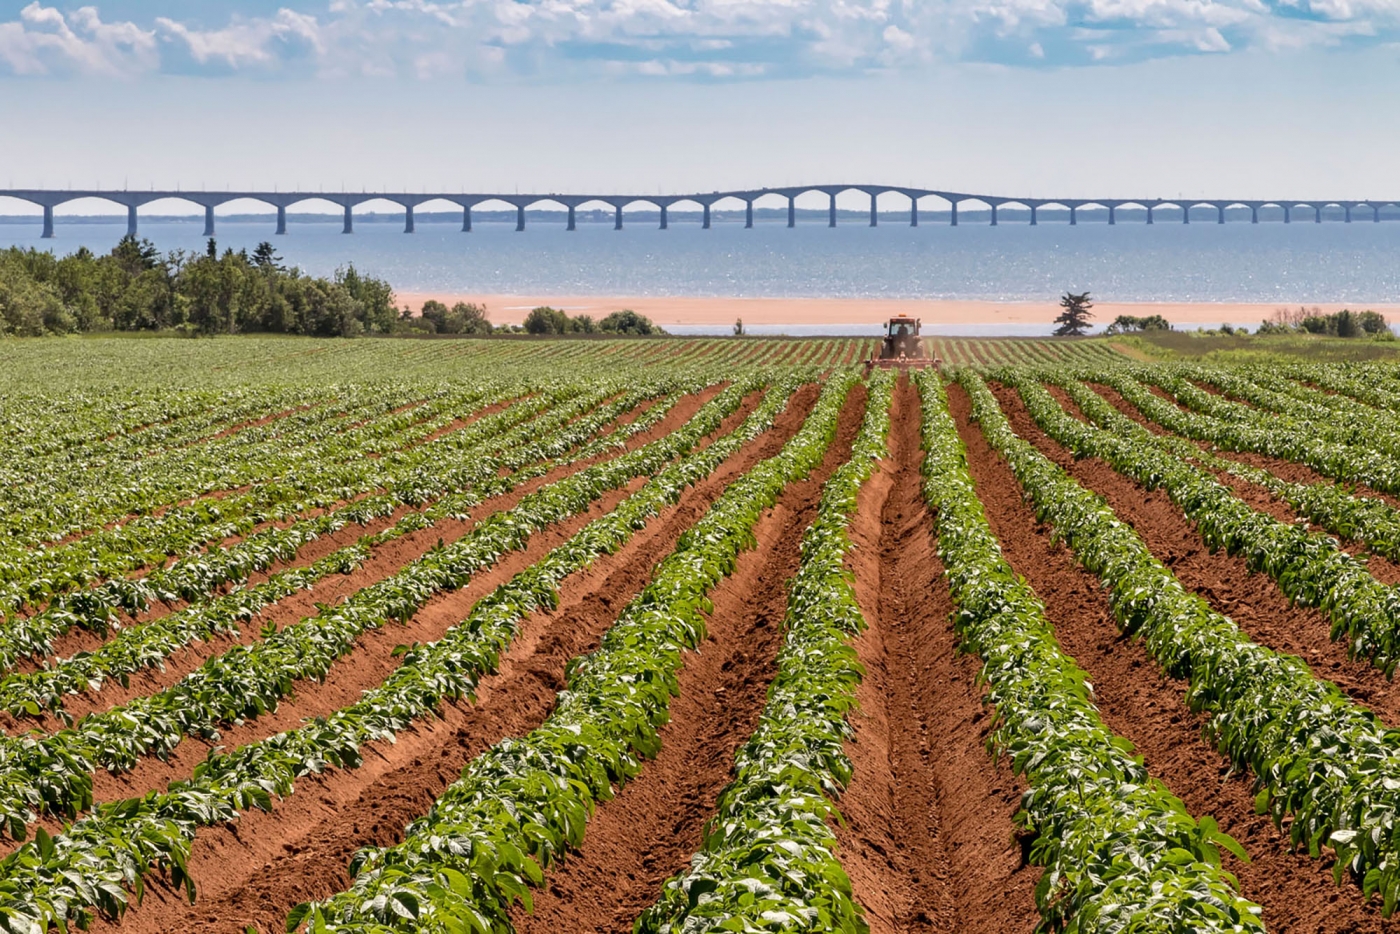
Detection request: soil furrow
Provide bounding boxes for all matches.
[85,384,820,934]
[949,381,1400,932]
[26,387,724,733]
[987,381,1400,726]
[506,385,866,934]
[836,377,1039,934]
[79,385,760,806]
[1059,383,1400,584]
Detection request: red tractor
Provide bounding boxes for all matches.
[866,315,939,370]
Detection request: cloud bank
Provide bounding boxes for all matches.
[0,0,1390,78]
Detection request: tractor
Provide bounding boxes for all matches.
[866,315,939,371]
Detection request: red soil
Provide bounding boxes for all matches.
[23,389,721,732]
[950,380,1400,933]
[988,381,1400,725]
[508,384,864,934]
[836,377,1040,934]
[88,383,820,934]
[51,370,1400,934]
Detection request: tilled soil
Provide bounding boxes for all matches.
[19,387,727,734]
[93,383,821,934]
[988,381,1400,725]
[952,381,1400,932]
[78,385,777,811]
[836,377,1039,934]
[58,371,1400,934]
[508,384,866,934]
[1081,380,1400,581]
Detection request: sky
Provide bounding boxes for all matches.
[0,0,1398,209]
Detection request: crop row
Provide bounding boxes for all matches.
[1110,368,1400,495]
[922,371,1263,932]
[1182,365,1400,445]
[0,381,537,614]
[0,373,810,933]
[289,371,857,934]
[1049,372,1400,569]
[637,369,894,934]
[0,382,482,553]
[0,382,687,720]
[960,368,1400,917]
[0,382,597,628]
[1002,369,1400,674]
[0,373,769,841]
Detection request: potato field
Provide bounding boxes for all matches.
[3,335,1400,934]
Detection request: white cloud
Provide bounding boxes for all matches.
[155,10,322,68]
[0,0,1397,78]
[0,3,156,76]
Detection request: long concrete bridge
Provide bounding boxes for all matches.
[3,185,1395,238]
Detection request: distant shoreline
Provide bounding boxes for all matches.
[395,293,1400,335]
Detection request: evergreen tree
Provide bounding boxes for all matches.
[1054,292,1094,336]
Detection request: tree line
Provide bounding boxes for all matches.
[0,237,398,337]
[0,237,667,339]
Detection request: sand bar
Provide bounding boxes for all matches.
[396,293,1400,332]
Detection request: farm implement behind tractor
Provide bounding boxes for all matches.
[866,315,939,371]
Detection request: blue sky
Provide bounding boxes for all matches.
[0,0,1396,204]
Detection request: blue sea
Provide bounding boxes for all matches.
[4,214,1399,335]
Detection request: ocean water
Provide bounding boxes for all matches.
[4,216,1399,334]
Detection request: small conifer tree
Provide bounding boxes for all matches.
[1054,292,1094,336]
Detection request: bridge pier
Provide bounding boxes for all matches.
[702,203,711,229]
[1146,206,1154,225]
[828,194,837,228]
[869,193,878,227]
[567,205,576,231]
[1108,205,1116,225]
[462,205,472,232]
[659,204,668,230]
[949,201,958,227]
[1345,205,1352,223]
[1183,206,1190,225]
[990,204,998,226]
[1069,205,1077,226]
[1030,205,1038,226]
[1217,205,1225,224]
[515,205,525,232]
[1314,206,1321,223]
[1284,206,1291,224]
[910,197,918,227]
[276,205,287,235]
[1376,205,1382,223]
[405,205,415,234]
[205,205,217,237]
[341,205,352,235]
[787,196,795,228]
[614,205,623,230]
[126,204,138,238]
[41,205,54,239]
[745,200,753,229]
[1251,206,1258,224]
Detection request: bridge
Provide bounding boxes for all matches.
[2,185,1395,238]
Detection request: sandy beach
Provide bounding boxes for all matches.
[395,293,1400,333]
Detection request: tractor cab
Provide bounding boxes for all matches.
[867,315,937,370]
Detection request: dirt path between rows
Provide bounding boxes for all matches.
[93,384,821,934]
[27,388,724,737]
[950,381,1400,932]
[80,385,753,809]
[836,377,1040,934]
[1081,380,1400,582]
[507,385,866,934]
[989,381,1400,726]
[29,391,648,667]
